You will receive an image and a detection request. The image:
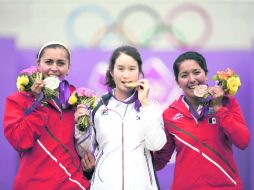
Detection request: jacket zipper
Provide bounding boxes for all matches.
[51,99,63,119]
[144,150,153,185]
[121,105,129,190]
[101,105,128,189]
[122,121,124,190]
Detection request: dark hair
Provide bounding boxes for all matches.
[105,45,144,88]
[37,44,70,63]
[173,51,208,81]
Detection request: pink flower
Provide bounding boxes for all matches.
[69,87,98,131]
[20,66,39,76]
[76,87,95,97]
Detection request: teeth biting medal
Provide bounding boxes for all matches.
[193,84,208,98]
[125,82,138,88]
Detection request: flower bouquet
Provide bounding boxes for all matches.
[68,87,98,131]
[16,66,59,99]
[16,66,39,92]
[211,68,241,96]
[194,68,241,98]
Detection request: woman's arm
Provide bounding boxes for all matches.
[4,94,45,152]
[140,102,167,151]
[153,129,175,171]
[216,97,250,149]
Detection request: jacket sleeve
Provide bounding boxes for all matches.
[140,102,166,151]
[3,94,46,152]
[153,110,176,171]
[215,97,250,150]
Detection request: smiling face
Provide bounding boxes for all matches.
[111,53,140,100]
[37,47,70,79]
[177,59,207,100]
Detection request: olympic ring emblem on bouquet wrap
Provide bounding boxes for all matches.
[65,3,212,49]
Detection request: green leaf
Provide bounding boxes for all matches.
[211,75,218,81]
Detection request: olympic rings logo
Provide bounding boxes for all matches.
[65,3,212,49]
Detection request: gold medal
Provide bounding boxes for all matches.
[125,82,138,88]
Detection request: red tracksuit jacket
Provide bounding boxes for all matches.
[154,95,250,190]
[4,90,89,190]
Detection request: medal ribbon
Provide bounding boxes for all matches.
[108,88,141,111]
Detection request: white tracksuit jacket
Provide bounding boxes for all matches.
[75,94,166,190]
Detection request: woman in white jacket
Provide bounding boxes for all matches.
[75,45,166,190]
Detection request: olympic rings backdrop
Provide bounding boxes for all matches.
[65,3,212,50]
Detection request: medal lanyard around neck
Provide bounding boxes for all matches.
[108,88,141,111]
[58,80,70,109]
[183,96,209,121]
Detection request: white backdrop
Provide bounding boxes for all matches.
[0,0,254,50]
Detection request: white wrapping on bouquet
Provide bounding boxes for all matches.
[75,124,96,158]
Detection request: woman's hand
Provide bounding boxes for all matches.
[81,151,96,172]
[74,104,91,123]
[30,73,44,98]
[136,79,150,107]
[208,85,225,111]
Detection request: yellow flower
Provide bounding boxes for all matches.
[90,96,98,109]
[16,83,25,91]
[227,76,241,96]
[17,75,29,86]
[68,93,78,105]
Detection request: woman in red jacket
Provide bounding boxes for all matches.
[154,51,250,190]
[3,41,89,190]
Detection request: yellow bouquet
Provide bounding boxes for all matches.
[212,68,241,96]
[16,66,39,92]
[16,66,59,99]
[194,68,241,99]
